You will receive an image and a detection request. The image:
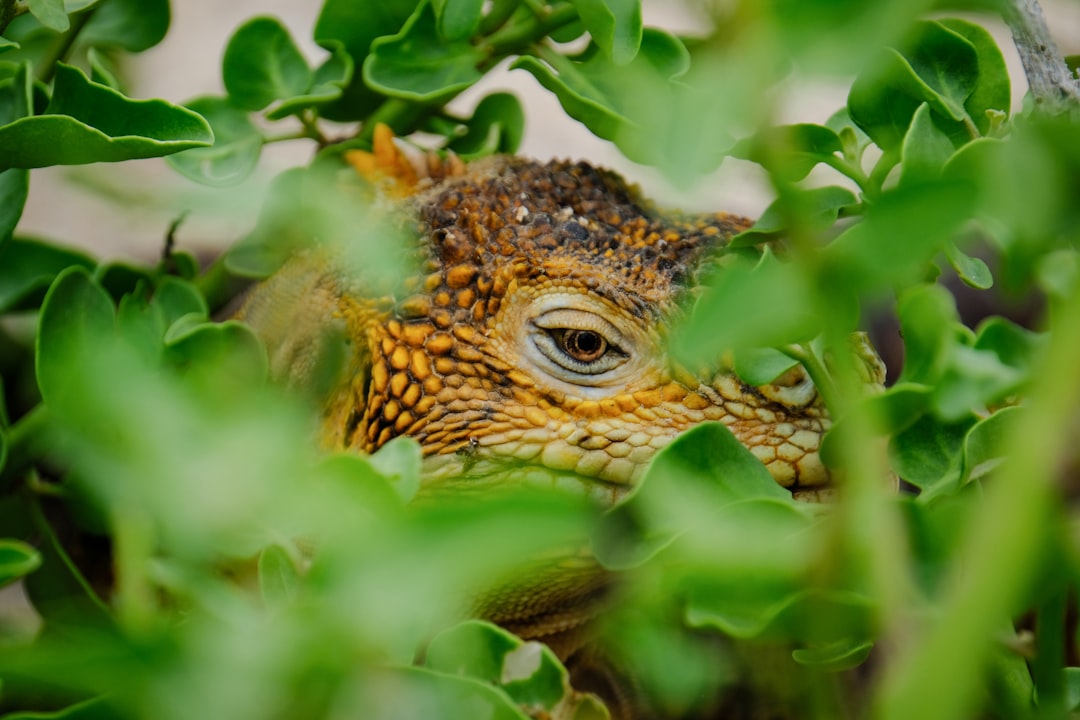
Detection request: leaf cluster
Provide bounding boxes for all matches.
[1,1,1080,719]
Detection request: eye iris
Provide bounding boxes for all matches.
[563,330,606,362]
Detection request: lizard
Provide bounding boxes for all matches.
[236,125,886,718]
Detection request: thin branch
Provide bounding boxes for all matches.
[1003,0,1080,115]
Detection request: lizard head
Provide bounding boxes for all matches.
[240,132,884,505]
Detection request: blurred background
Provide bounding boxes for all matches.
[17,0,1074,263]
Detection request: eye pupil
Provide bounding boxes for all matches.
[563,329,606,362]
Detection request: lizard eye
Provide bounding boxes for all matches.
[555,329,607,362]
[530,310,628,377]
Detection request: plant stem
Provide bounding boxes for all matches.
[822,155,872,197]
[1003,0,1080,115]
[298,111,329,146]
[486,3,578,58]
[780,343,841,417]
[478,0,521,36]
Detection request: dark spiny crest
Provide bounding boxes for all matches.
[411,157,745,314]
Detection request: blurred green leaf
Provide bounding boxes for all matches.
[945,242,992,289]
[0,36,19,52]
[595,422,794,571]
[258,544,300,611]
[35,267,115,415]
[932,317,1041,419]
[732,346,800,386]
[225,166,306,278]
[79,0,170,52]
[432,0,484,42]
[961,405,1022,484]
[366,667,530,719]
[792,638,874,671]
[896,283,959,385]
[426,620,568,713]
[888,413,975,495]
[0,696,114,719]
[820,383,933,468]
[266,41,353,120]
[0,237,95,312]
[568,0,643,65]
[223,17,312,113]
[86,48,121,90]
[0,62,32,240]
[824,181,976,293]
[364,2,484,103]
[26,0,69,33]
[730,123,842,182]
[937,18,1009,135]
[0,538,41,588]
[512,29,698,174]
[167,96,262,187]
[899,103,955,185]
[447,92,525,158]
[730,185,855,247]
[0,64,212,170]
[672,248,818,365]
[368,436,422,504]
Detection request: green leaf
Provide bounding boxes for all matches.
[792,638,875,671]
[931,317,1041,420]
[937,18,1010,135]
[35,267,116,414]
[78,0,170,52]
[223,16,312,113]
[368,436,422,504]
[363,2,484,103]
[86,47,121,91]
[0,36,20,53]
[896,283,959,385]
[0,538,42,588]
[823,180,976,293]
[166,96,262,187]
[820,383,933,469]
[0,64,212,170]
[732,346,800,386]
[0,237,95,312]
[426,620,569,713]
[849,21,982,149]
[594,422,793,570]
[568,0,643,65]
[945,242,992,289]
[899,103,956,185]
[432,0,484,41]
[372,667,530,720]
[0,168,28,242]
[163,320,268,381]
[447,92,524,157]
[730,123,843,182]
[888,413,975,495]
[225,167,306,278]
[0,696,114,719]
[26,0,69,32]
[266,41,354,120]
[511,29,694,172]
[258,543,300,610]
[961,405,1022,483]
[672,248,818,366]
[730,185,856,247]
[154,276,208,326]
[313,0,417,119]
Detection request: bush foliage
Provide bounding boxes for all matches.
[1,0,1079,718]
